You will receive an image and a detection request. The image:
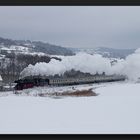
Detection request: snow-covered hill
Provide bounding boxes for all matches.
[70,47,136,58]
[0,37,74,56]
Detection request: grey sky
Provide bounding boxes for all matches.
[0,6,140,49]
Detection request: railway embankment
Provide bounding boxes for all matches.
[37,88,98,97]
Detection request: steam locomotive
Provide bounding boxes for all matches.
[14,74,126,90]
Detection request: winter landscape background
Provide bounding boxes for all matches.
[0,40,140,134]
[1,6,140,134]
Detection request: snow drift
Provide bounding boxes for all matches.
[20,48,140,81]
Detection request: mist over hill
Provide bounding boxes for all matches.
[95,47,136,58]
[70,47,136,58]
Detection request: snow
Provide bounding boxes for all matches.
[29,52,45,56]
[0,45,29,53]
[0,75,2,81]
[0,45,50,56]
[0,81,140,134]
[1,47,11,51]
[15,83,96,96]
[10,45,29,52]
[21,48,140,81]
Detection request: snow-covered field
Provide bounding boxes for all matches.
[0,81,140,134]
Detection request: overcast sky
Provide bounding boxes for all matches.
[0,6,140,49]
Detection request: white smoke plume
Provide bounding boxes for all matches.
[20,48,140,81]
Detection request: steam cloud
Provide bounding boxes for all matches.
[21,48,140,81]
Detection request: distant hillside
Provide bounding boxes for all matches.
[95,47,136,58]
[0,37,74,56]
[32,41,74,56]
[70,47,136,58]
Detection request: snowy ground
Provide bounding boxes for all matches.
[0,81,140,134]
[15,83,95,96]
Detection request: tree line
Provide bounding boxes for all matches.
[0,53,52,83]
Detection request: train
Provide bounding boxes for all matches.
[14,73,126,90]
